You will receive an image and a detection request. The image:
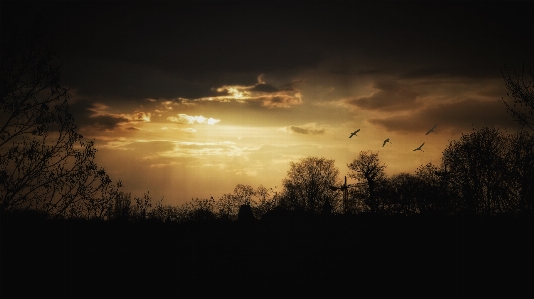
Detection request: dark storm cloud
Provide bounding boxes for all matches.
[69,99,148,131]
[44,2,325,73]
[4,1,533,103]
[86,115,129,131]
[345,80,421,111]
[369,99,519,134]
[250,84,279,93]
[69,100,125,130]
[60,58,225,101]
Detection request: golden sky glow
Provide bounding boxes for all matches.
[12,2,531,205]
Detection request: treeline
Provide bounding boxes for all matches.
[2,17,534,223]
[5,125,533,224]
[159,126,534,222]
[351,127,534,216]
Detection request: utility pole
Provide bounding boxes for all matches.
[330,176,360,214]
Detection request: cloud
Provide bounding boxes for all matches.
[283,123,325,135]
[87,109,150,130]
[126,127,141,131]
[368,98,519,133]
[250,83,279,93]
[69,98,151,132]
[167,114,220,125]
[259,94,302,108]
[127,111,151,123]
[345,80,421,111]
[161,126,196,132]
[188,78,303,108]
[85,114,129,131]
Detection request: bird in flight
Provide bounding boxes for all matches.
[382,138,392,147]
[349,129,360,138]
[413,142,425,152]
[426,124,438,135]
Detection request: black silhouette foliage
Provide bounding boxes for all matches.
[502,65,534,132]
[281,157,340,214]
[0,18,114,217]
[442,127,534,214]
[347,151,387,213]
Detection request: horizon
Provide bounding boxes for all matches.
[2,2,533,206]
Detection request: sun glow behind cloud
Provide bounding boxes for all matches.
[167,114,220,125]
[188,77,305,108]
[76,72,517,207]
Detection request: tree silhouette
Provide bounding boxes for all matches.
[111,191,132,221]
[442,127,518,215]
[253,185,279,218]
[180,197,217,223]
[415,162,453,215]
[233,184,255,206]
[508,130,534,213]
[383,173,421,215]
[347,151,386,213]
[281,157,340,214]
[0,18,114,217]
[502,65,534,132]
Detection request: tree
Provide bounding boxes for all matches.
[502,65,534,132]
[111,191,132,221]
[414,162,453,214]
[347,151,386,213]
[442,127,518,215]
[252,185,279,218]
[182,197,217,222]
[281,157,340,214]
[233,184,255,206]
[383,173,421,215]
[0,17,114,217]
[508,130,534,213]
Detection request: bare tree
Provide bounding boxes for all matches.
[253,185,279,217]
[508,130,534,213]
[281,157,340,214]
[347,151,386,213]
[233,184,255,206]
[0,18,114,217]
[502,65,534,132]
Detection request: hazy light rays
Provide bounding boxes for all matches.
[161,126,197,133]
[161,141,244,158]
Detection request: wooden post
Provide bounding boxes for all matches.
[343,176,348,214]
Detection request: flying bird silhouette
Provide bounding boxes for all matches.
[382,138,392,147]
[349,129,360,138]
[426,124,438,135]
[413,142,425,152]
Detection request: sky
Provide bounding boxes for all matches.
[3,2,534,206]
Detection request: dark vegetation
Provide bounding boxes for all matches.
[2,17,533,298]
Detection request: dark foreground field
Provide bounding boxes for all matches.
[1,214,532,298]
